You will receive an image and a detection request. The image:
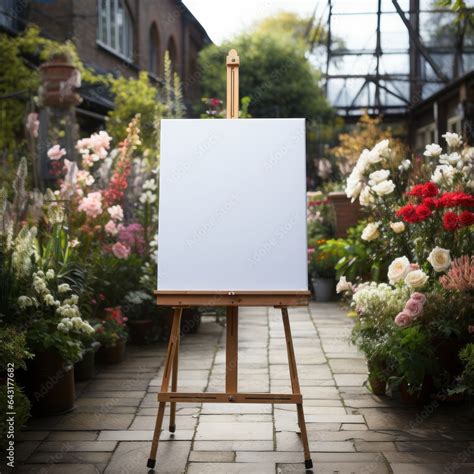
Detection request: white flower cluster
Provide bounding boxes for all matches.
[32,270,61,307]
[352,282,409,318]
[139,179,157,204]
[345,139,396,205]
[20,269,93,336]
[124,290,153,305]
[57,316,95,335]
[424,133,473,187]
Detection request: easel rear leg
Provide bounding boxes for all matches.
[147,308,182,468]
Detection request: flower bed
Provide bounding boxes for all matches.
[338,133,474,399]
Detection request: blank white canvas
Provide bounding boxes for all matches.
[157,118,308,291]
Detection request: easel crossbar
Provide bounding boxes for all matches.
[158,392,302,404]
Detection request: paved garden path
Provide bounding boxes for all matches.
[16,303,474,473]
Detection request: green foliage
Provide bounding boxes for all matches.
[0,328,33,371]
[0,27,103,179]
[26,319,83,365]
[387,325,437,390]
[107,71,163,155]
[198,31,332,119]
[323,224,381,282]
[308,239,340,278]
[0,383,30,450]
[107,52,184,159]
[456,343,474,394]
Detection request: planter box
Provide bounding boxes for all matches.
[28,349,75,416]
[327,191,363,237]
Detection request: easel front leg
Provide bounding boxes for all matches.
[169,320,180,433]
[281,307,313,469]
[147,308,182,469]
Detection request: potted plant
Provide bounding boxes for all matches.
[308,240,339,302]
[123,290,156,344]
[95,306,128,364]
[21,270,95,415]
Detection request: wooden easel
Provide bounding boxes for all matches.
[147,49,313,470]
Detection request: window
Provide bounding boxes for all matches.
[0,0,18,31]
[415,122,437,151]
[97,0,133,61]
[149,23,160,75]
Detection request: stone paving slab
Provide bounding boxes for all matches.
[16,304,474,473]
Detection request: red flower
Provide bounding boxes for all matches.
[415,204,432,221]
[459,210,474,227]
[436,192,474,208]
[422,197,437,209]
[397,204,419,223]
[406,182,439,199]
[443,211,460,231]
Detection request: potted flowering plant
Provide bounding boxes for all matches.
[123,290,156,344]
[340,132,473,400]
[308,240,339,302]
[21,270,95,414]
[95,307,128,364]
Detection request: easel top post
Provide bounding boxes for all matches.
[226,49,240,119]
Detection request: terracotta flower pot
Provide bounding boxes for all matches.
[96,339,126,364]
[127,319,154,345]
[327,191,363,237]
[28,349,75,416]
[39,54,81,107]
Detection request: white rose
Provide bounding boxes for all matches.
[439,152,461,167]
[442,132,462,148]
[372,139,391,159]
[369,169,390,185]
[367,149,383,164]
[423,143,442,157]
[372,179,395,196]
[356,149,371,172]
[361,222,380,241]
[388,256,410,284]
[404,269,429,288]
[390,221,405,233]
[336,276,352,294]
[431,165,456,185]
[427,246,451,272]
[359,186,374,207]
[345,178,363,201]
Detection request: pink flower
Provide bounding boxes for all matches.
[118,223,145,255]
[78,191,103,218]
[404,298,424,318]
[104,220,118,236]
[26,112,39,138]
[107,205,124,222]
[112,242,130,259]
[47,144,66,161]
[468,325,474,334]
[394,311,414,327]
[410,292,426,305]
[408,263,420,271]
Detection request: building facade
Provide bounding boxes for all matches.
[1,0,211,115]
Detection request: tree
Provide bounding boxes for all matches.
[198,31,332,119]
